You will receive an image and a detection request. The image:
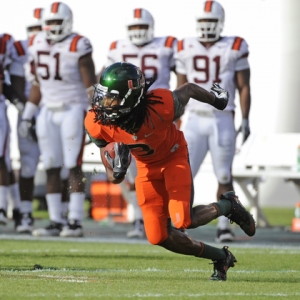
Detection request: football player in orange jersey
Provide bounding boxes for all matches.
[175,0,252,243]
[85,62,256,281]
[99,8,177,238]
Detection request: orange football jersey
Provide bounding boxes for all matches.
[84,88,187,164]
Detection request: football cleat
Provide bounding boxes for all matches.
[16,213,34,233]
[215,228,235,243]
[219,191,256,236]
[210,246,237,281]
[60,220,83,237]
[0,209,8,225]
[32,221,63,237]
[127,219,145,238]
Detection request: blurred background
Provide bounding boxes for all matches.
[3,0,300,211]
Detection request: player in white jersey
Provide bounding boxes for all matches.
[101,8,177,238]
[19,2,96,237]
[0,33,24,226]
[9,8,44,233]
[175,0,252,243]
[10,7,70,233]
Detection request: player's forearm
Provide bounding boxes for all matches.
[28,83,41,106]
[10,75,27,104]
[79,54,96,100]
[174,82,215,106]
[239,86,251,119]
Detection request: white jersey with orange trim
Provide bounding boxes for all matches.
[0,33,14,102]
[175,36,250,111]
[28,31,92,107]
[0,33,14,69]
[105,36,177,90]
[10,39,33,97]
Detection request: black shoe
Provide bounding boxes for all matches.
[210,246,237,281]
[16,213,34,233]
[32,221,63,236]
[215,228,235,243]
[220,191,256,236]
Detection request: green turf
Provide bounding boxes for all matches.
[0,240,299,299]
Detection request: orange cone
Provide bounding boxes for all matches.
[291,202,300,232]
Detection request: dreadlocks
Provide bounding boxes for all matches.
[115,78,164,134]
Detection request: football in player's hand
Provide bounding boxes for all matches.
[101,142,116,170]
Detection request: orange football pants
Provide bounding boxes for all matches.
[135,145,193,245]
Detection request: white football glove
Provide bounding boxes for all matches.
[237,118,250,144]
[18,119,36,141]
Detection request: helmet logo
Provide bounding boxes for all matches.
[128,80,134,89]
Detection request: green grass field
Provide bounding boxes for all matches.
[0,240,299,299]
[1,205,299,299]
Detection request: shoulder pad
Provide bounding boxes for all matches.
[69,35,83,52]
[109,41,118,50]
[14,41,26,56]
[177,40,184,52]
[231,37,244,51]
[164,36,176,48]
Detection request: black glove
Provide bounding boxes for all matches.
[210,83,229,110]
[2,82,25,113]
[237,118,250,144]
[105,142,131,179]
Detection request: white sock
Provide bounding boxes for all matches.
[128,191,143,220]
[9,182,21,209]
[217,215,230,230]
[20,201,33,214]
[68,192,85,222]
[61,202,69,225]
[46,193,62,223]
[0,186,9,210]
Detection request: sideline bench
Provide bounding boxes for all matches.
[232,133,300,227]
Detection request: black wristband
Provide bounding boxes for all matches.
[210,92,227,110]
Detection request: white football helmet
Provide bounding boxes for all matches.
[43,2,73,43]
[126,8,154,46]
[196,0,225,42]
[26,8,44,39]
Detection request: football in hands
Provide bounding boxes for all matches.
[101,142,116,170]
